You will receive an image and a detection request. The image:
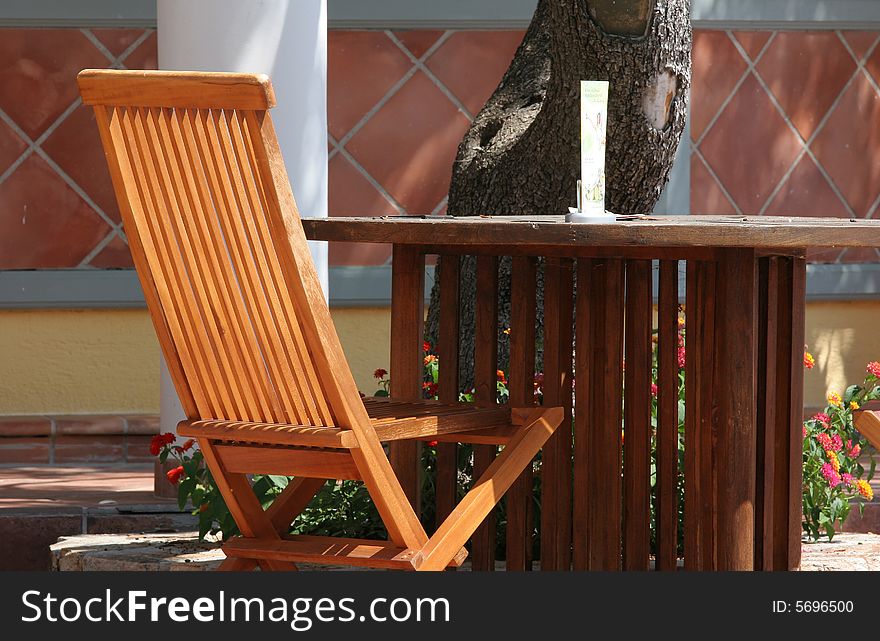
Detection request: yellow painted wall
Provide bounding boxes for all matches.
[0,309,160,414]
[0,302,876,416]
[804,301,880,409]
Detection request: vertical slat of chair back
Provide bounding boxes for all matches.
[79,70,362,428]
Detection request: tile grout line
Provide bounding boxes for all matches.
[693,31,777,210]
[0,28,151,268]
[742,34,862,218]
[385,30,474,121]
[691,148,743,216]
[694,31,776,150]
[827,31,880,265]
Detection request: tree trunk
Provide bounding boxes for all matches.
[426,0,691,387]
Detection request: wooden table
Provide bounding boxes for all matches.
[303,215,880,571]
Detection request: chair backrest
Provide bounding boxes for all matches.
[78,70,364,428]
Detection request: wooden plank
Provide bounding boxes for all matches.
[199,439,296,571]
[684,260,717,570]
[656,260,679,571]
[540,257,574,571]
[214,445,361,480]
[245,112,429,552]
[435,256,461,532]
[715,249,758,571]
[572,259,593,571]
[171,108,283,423]
[390,245,426,511]
[506,256,538,571]
[623,260,652,571]
[301,215,880,250]
[178,419,345,448]
[225,109,331,426]
[588,259,625,571]
[266,477,327,533]
[471,255,499,571]
[414,244,719,262]
[78,69,275,109]
[193,109,308,425]
[222,535,466,571]
[755,257,778,570]
[785,256,807,570]
[416,408,562,571]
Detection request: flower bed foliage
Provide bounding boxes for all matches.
[154,336,876,550]
[801,358,877,541]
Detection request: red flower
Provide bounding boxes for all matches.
[373,368,388,379]
[150,432,176,456]
[166,465,185,485]
[422,381,439,397]
[868,362,880,378]
[650,383,658,397]
[423,341,432,353]
[677,347,686,369]
[180,439,195,452]
[427,440,438,447]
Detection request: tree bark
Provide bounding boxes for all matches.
[426,0,691,387]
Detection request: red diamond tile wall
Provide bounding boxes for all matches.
[692,30,880,263]
[2,28,879,270]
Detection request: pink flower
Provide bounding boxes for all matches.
[842,473,856,488]
[867,361,880,378]
[816,433,833,451]
[677,346,686,369]
[650,383,658,397]
[812,412,830,429]
[830,434,843,452]
[849,441,862,458]
[803,424,808,439]
[821,463,841,488]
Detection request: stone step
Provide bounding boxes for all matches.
[0,465,195,570]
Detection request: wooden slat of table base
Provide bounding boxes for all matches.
[656,260,680,571]
[390,244,425,511]
[589,258,625,571]
[471,255,500,570]
[540,257,574,571]
[756,257,779,570]
[684,260,717,570]
[573,259,593,571]
[761,256,806,570]
[506,256,537,571]
[435,256,460,533]
[715,249,758,571]
[623,259,652,571]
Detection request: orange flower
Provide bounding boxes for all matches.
[497,369,507,384]
[856,480,874,501]
[803,351,815,370]
[827,392,843,408]
[424,354,437,365]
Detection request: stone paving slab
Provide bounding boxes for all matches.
[800,533,880,571]
[0,465,166,508]
[50,531,880,571]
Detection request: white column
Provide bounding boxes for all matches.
[155,0,328,432]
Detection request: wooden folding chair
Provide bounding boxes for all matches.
[78,69,562,571]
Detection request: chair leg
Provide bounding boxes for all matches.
[214,476,327,572]
[199,439,298,571]
[414,407,562,571]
